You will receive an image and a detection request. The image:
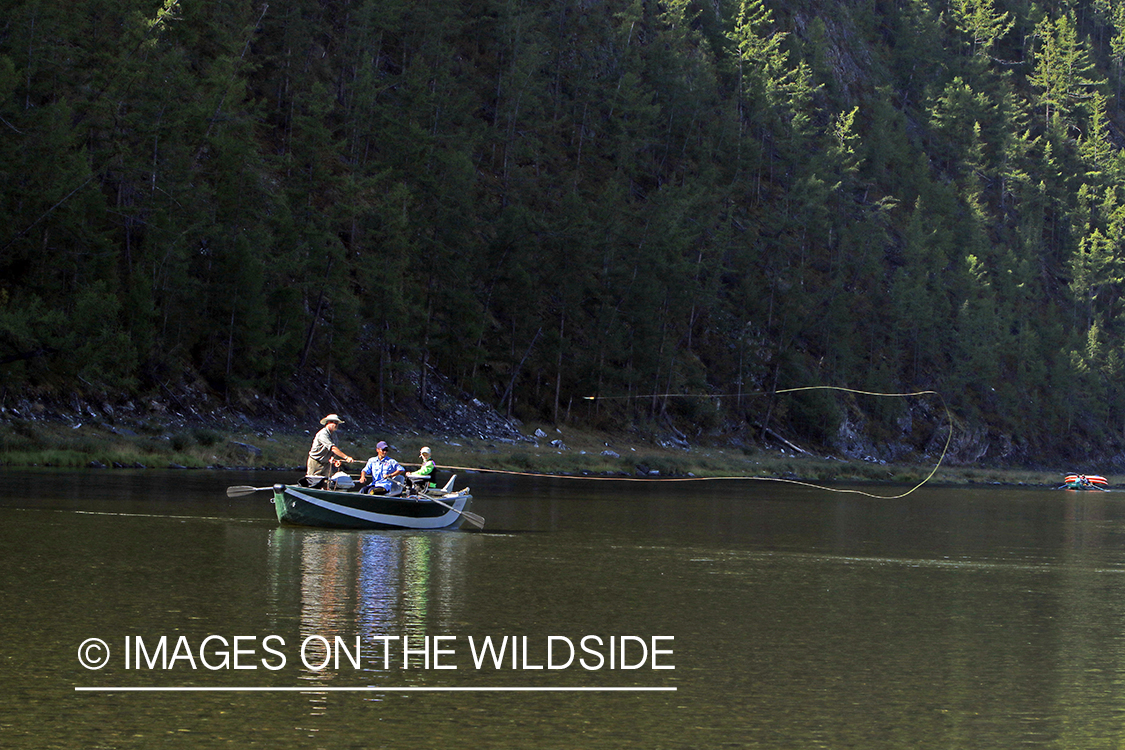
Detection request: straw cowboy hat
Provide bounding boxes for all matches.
[320,414,345,425]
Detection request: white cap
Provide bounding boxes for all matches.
[420,446,431,456]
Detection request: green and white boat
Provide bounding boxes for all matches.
[228,475,481,530]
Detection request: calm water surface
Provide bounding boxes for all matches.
[3,468,1125,748]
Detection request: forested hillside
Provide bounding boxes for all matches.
[4,0,1125,465]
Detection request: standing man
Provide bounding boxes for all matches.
[308,414,354,478]
[360,441,406,494]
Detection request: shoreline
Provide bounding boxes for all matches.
[0,418,1077,489]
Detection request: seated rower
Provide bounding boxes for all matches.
[359,441,406,495]
[407,446,437,488]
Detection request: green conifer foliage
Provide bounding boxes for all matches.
[8,0,1125,457]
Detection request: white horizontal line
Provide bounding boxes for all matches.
[76,686,676,693]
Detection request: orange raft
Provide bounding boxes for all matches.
[1061,474,1109,490]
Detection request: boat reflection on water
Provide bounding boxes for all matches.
[265,527,473,687]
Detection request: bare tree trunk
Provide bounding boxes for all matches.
[500,327,542,418]
[298,255,334,370]
[553,311,565,424]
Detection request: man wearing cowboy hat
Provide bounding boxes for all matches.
[307,414,355,478]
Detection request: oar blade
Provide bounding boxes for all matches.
[460,510,486,530]
[427,494,485,530]
[227,485,270,498]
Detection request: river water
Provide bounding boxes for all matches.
[3,468,1125,748]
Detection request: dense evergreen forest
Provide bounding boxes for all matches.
[5,0,1125,464]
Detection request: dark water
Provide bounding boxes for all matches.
[4,468,1125,748]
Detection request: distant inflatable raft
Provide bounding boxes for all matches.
[1061,474,1109,490]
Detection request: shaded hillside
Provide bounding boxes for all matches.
[4,0,1125,466]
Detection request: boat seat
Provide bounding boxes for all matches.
[360,478,405,497]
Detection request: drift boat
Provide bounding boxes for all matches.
[1060,474,1109,491]
[228,475,481,530]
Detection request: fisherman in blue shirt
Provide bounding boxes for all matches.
[360,441,406,494]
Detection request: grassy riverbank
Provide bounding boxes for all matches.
[0,418,1071,488]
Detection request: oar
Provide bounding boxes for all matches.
[427,495,485,530]
[227,485,276,498]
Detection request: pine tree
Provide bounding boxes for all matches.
[1029,12,1103,128]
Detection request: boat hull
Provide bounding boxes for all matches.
[271,484,473,530]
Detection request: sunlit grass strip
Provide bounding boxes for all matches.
[75,685,677,692]
[0,419,1070,487]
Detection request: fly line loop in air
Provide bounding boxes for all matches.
[444,386,952,500]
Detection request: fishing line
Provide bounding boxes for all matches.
[440,386,953,500]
